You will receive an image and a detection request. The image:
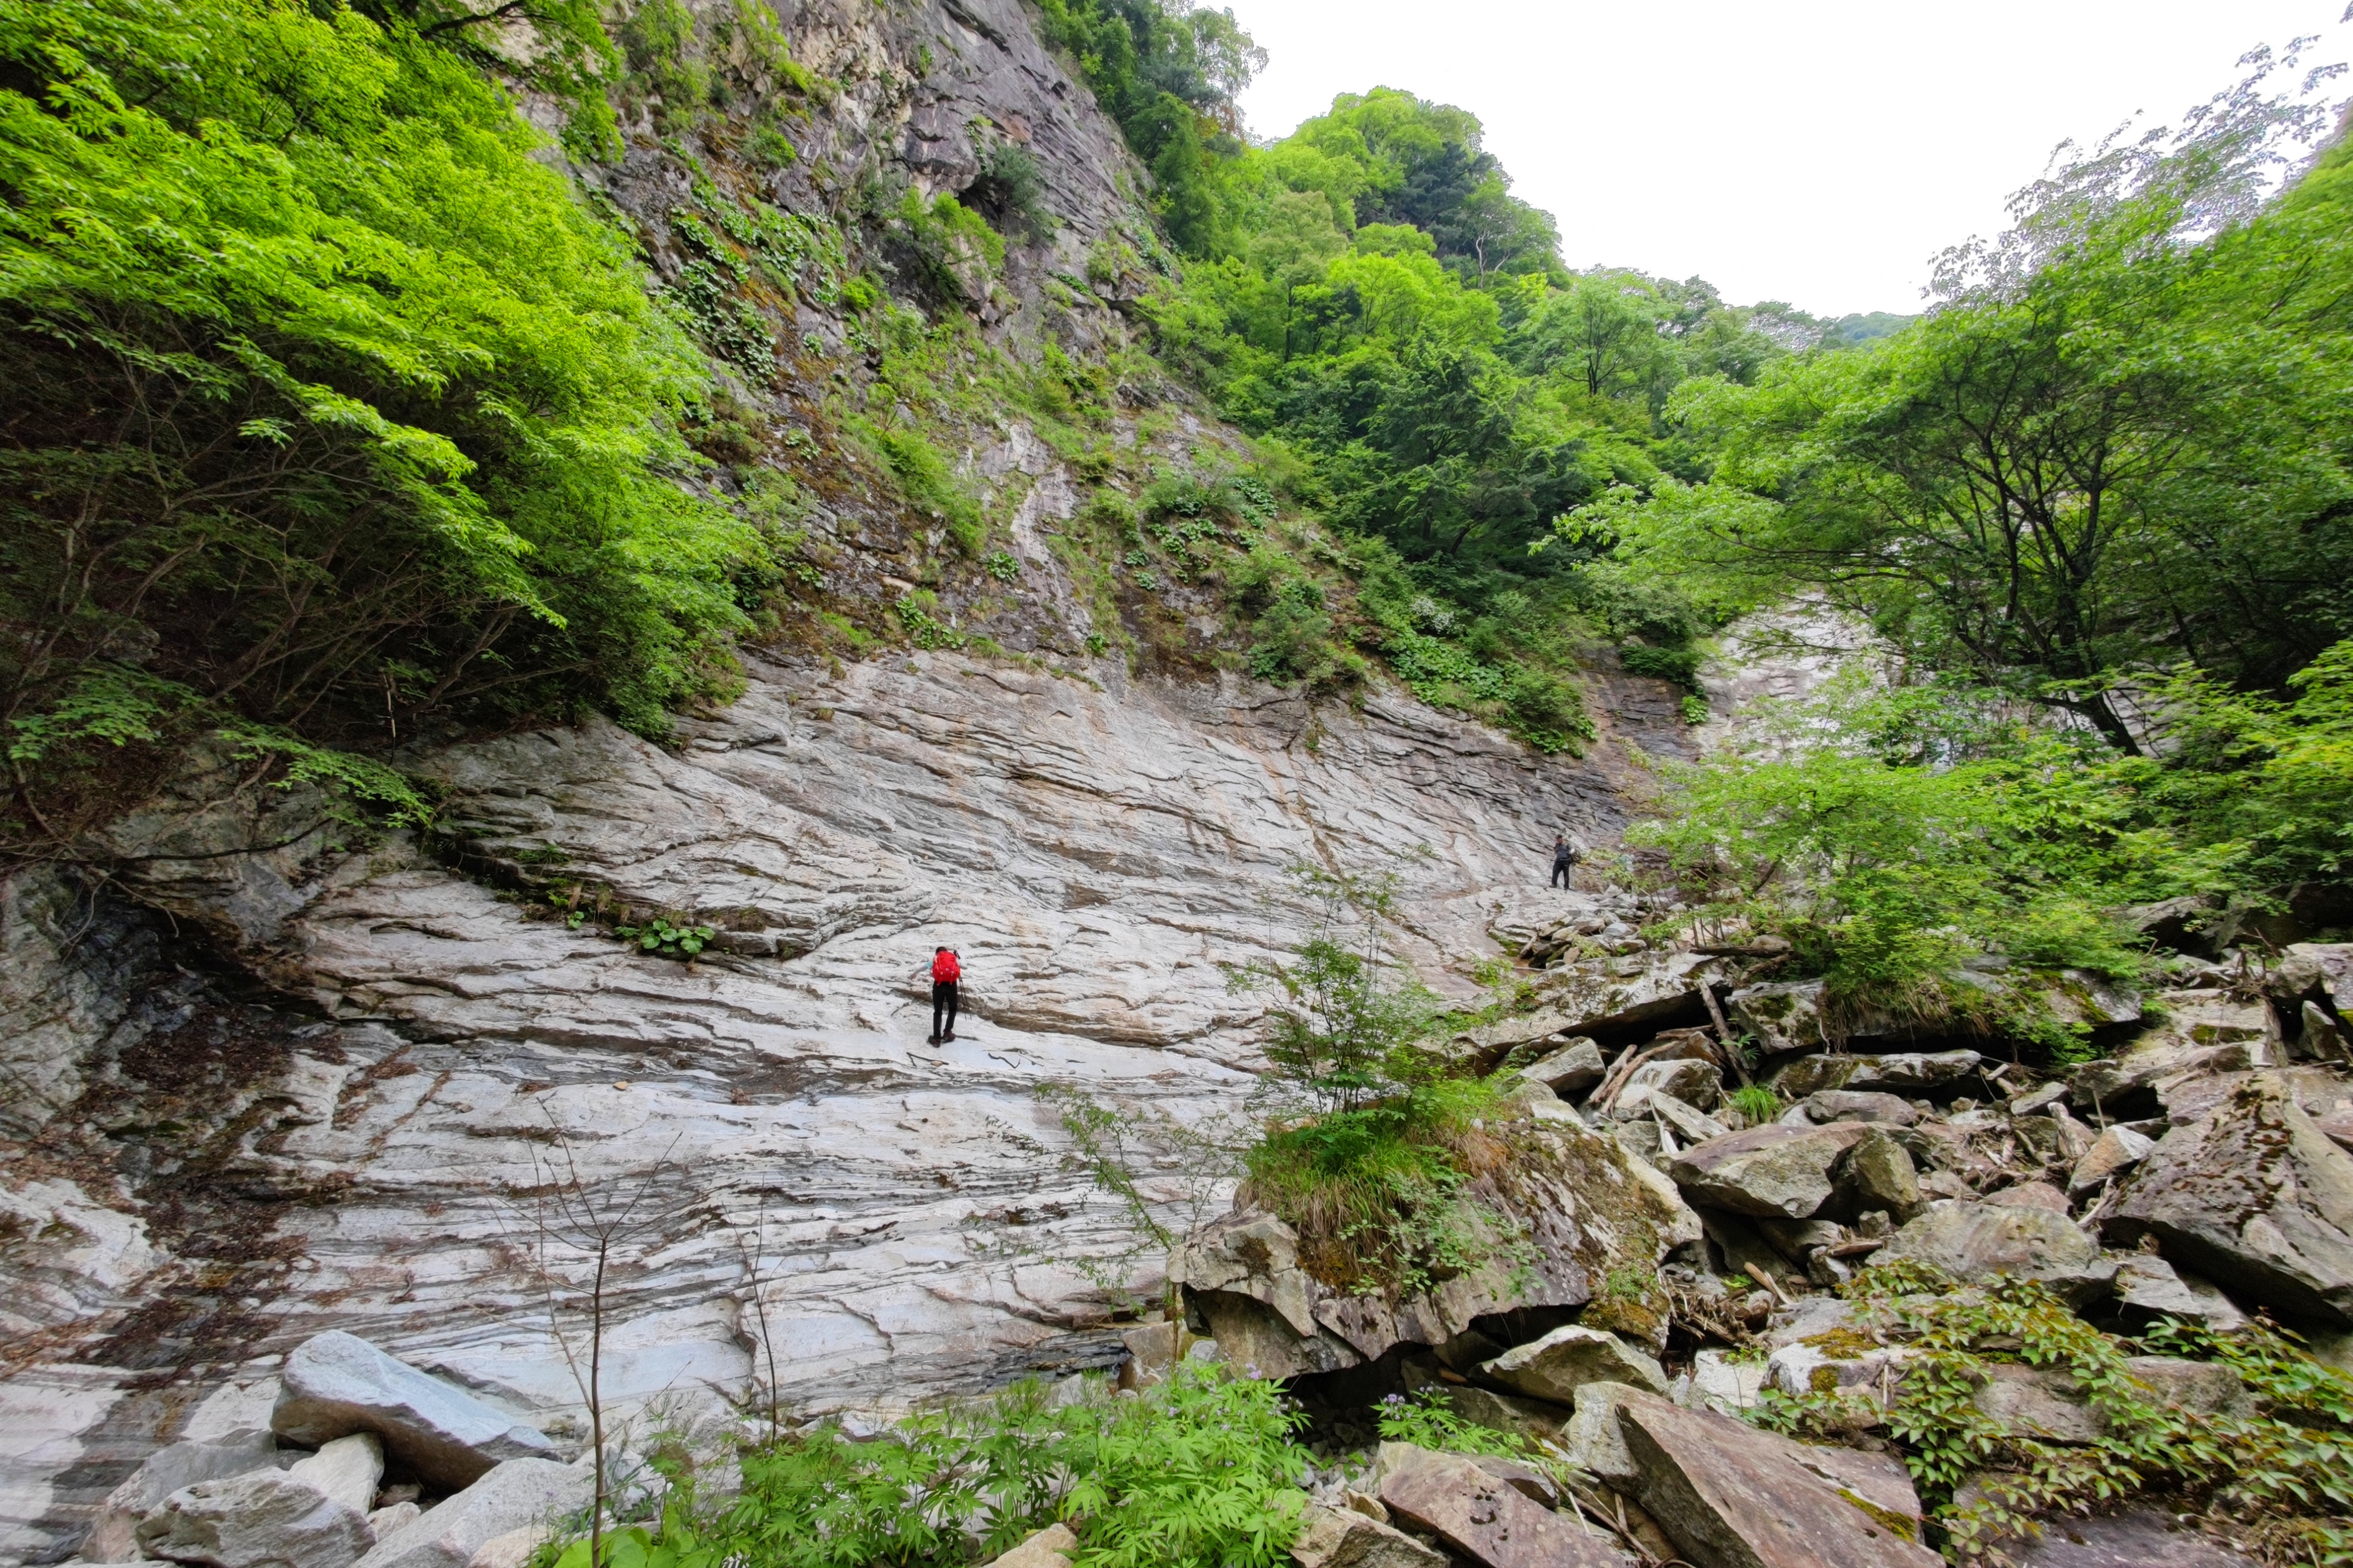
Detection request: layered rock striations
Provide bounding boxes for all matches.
[0,648,1657,1561]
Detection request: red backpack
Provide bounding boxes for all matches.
[932,950,961,984]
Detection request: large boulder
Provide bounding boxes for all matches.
[1799,1091,1918,1126]
[1669,1123,1874,1220]
[1478,1325,1669,1401]
[1834,1128,1921,1220]
[1519,1038,1607,1097]
[1374,1444,1623,1568]
[1775,1050,1985,1100]
[1531,950,1726,1045]
[1608,1389,1941,1568]
[1175,1113,1699,1378]
[136,1471,373,1568]
[1973,1357,2252,1445]
[274,1332,559,1492]
[2107,1072,2353,1325]
[2270,943,2353,1017]
[81,1431,281,1563]
[354,1459,590,1568]
[1624,1057,1723,1112]
[1875,1202,2109,1300]
[2069,1126,2155,1197]
[1725,981,1833,1057]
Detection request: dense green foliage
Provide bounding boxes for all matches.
[1602,56,2353,1012]
[0,0,769,846]
[1754,1262,2353,1562]
[563,1366,1311,1568]
[1598,54,2353,746]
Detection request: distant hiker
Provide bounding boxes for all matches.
[1551,834,1580,889]
[927,946,961,1044]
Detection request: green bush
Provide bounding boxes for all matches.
[0,0,764,850]
[1753,1263,2353,1563]
[601,1365,1310,1568]
[1619,643,1702,689]
[865,427,987,554]
[1632,678,2227,1032]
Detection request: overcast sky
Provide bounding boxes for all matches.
[1225,0,2351,317]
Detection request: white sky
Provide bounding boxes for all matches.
[1225,0,2352,316]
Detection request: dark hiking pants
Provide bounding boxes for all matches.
[932,981,959,1038]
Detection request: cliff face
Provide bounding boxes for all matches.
[0,4,1699,1559]
[0,657,1670,1560]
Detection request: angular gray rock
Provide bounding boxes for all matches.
[1775,1050,1985,1099]
[287,1434,384,1519]
[1519,1037,1607,1096]
[1610,1389,1942,1567]
[1877,1201,2111,1302]
[1801,1090,1918,1126]
[1478,1325,1669,1401]
[81,1431,281,1563]
[1669,1123,1873,1220]
[2107,1072,2353,1325]
[1725,979,1833,1056]
[1375,1444,1623,1567]
[1175,1112,1700,1378]
[1289,1505,1448,1568]
[2271,943,2353,1016]
[1532,950,1726,1044]
[354,1459,590,1568]
[136,1470,373,1568]
[274,1332,558,1493]
[1835,1128,1922,1220]
[2069,1125,2155,1195]
[2107,1255,2248,1331]
[1982,1505,2256,1566]
[1974,1357,2252,1444]
[1624,1057,1724,1111]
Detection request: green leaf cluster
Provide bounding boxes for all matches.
[624,1365,1309,1568]
[1,0,770,848]
[1752,1263,2353,1562]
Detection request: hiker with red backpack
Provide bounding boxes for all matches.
[926,946,961,1044]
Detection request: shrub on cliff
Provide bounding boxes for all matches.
[0,0,764,849]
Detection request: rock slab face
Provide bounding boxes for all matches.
[1289,1506,1448,1568]
[1775,1051,1985,1099]
[136,1470,373,1568]
[2108,1072,2353,1326]
[1985,1505,2257,1566]
[1670,1124,1872,1220]
[286,1433,384,1519]
[1375,1444,1624,1568]
[1479,1326,1669,1401]
[1877,1202,2104,1293]
[275,1332,558,1493]
[355,1459,589,1568]
[82,1431,281,1563]
[1610,1392,1941,1568]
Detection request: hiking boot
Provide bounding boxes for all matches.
[927,1034,941,1045]
[942,1031,956,1042]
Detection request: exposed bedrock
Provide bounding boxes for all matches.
[0,653,1653,1562]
